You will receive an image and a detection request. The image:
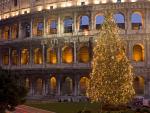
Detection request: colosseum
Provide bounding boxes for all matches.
[0,0,149,101]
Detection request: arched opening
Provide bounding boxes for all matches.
[49,20,57,34]
[64,18,73,33]
[96,15,104,30]
[36,78,43,95]
[21,49,29,65]
[134,76,144,95]
[62,46,73,64]
[11,23,18,39]
[79,77,89,95]
[2,26,9,40]
[25,22,30,38]
[114,13,125,29]
[47,48,57,64]
[131,12,142,30]
[61,77,73,95]
[25,78,30,90]
[33,19,44,36]
[78,46,90,63]
[133,44,144,62]
[80,16,90,31]
[50,76,57,95]
[12,49,19,65]
[2,50,9,65]
[34,48,43,64]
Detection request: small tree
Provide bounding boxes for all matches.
[87,12,135,112]
[0,68,27,113]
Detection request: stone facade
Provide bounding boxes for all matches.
[0,0,150,101]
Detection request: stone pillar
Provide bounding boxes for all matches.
[43,16,46,36]
[9,26,12,40]
[57,75,61,96]
[126,9,131,34]
[30,18,33,38]
[74,76,79,96]
[57,46,61,64]
[58,15,61,36]
[29,46,33,66]
[18,49,21,66]
[18,21,22,39]
[73,42,77,63]
[42,44,45,66]
[8,47,11,67]
[30,78,35,96]
[91,12,95,30]
[73,12,77,33]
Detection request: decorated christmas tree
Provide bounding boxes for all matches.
[87,12,135,109]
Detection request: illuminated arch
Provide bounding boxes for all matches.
[33,19,43,36]
[78,46,90,63]
[64,17,73,33]
[21,49,29,65]
[96,15,104,30]
[11,23,18,39]
[12,49,19,65]
[34,48,43,64]
[50,76,57,94]
[134,76,144,95]
[114,13,125,29]
[131,12,143,30]
[79,77,89,95]
[80,15,90,31]
[36,78,43,95]
[61,77,73,95]
[133,44,144,61]
[47,48,57,64]
[2,50,9,65]
[3,26,9,40]
[62,46,73,63]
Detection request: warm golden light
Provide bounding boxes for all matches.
[50,77,57,93]
[21,49,29,65]
[34,48,43,64]
[36,78,43,95]
[47,48,57,64]
[134,76,144,95]
[2,51,9,65]
[79,46,90,63]
[62,46,73,63]
[12,50,18,65]
[133,44,144,61]
[79,77,89,95]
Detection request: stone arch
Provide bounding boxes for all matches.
[134,76,145,95]
[79,76,89,95]
[47,19,57,34]
[33,18,44,36]
[49,76,57,95]
[133,44,144,62]
[62,46,73,63]
[34,48,43,64]
[11,23,18,39]
[79,15,90,31]
[21,49,29,65]
[35,78,43,95]
[114,12,125,29]
[131,12,143,30]
[61,76,73,95]
[95,14,104,30]
[2,49,9,65]
[2,26,10,40]
[64,17,73,33]
[12,49,19,65]
[78,46,90,63]
[47,48,57,64]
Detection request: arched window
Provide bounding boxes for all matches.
[3,26,9,40]
[131,12,142,30]
[80,16,90,31]
[36,78,43,95]
[47,48,57,64]
[64,18,73,33]
[62,46,73,63]
[21,49,29,65]
[11,23,18,39]
[2,50,9,65]
[133,44,144,62]
[12,50,19,65]
[79,77,89,95]
[62,77,73,95]
[96,15,104,30]
[114,13,125,29]
[50,76,57,94]
[49,20,57,34]
[25,23,30,38]
[34,48,43,64]
[33,19,43,36]
[78,46,90,63]
[134,76,144,95]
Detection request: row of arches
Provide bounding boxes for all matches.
[2,46,90,65]
[0,11,143,40]
[25,76,89,96]
[25,75,145,96]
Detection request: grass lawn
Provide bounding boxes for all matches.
[25,102,134,113]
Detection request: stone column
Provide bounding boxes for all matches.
[30,18,33,38]
[29,46,33,66]
[43,16,46,37]
[126,9,131,34]
[73,12,77,33]
[57,46,61,64]
[58,15,61,36]
[8,47,11,67]
[18,49,21,66]
[18,21,22,39]
[73,42,77,63]
[74,76,79,96]
[57,75,61,96]
[42,44,45,66]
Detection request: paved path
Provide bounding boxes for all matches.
[7,105,55,113]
